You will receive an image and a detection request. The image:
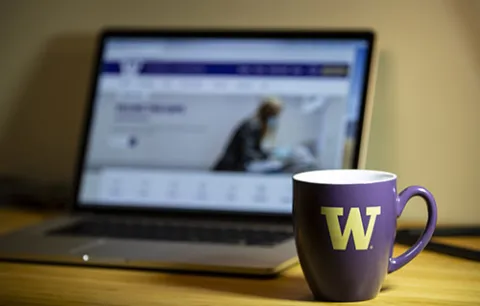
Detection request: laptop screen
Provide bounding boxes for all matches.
[77,32,374,214]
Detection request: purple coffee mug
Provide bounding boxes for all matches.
[293,169,437,302]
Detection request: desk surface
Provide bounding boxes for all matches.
[0,209,479,306]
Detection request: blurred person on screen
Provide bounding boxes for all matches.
[213,97,283,172]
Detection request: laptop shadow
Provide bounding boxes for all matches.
[162,267,395,302]
[164,267,315,302]
[0,32,95,186]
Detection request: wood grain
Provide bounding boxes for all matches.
[0,209,479,306]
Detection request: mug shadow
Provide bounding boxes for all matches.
[161,265,395,303]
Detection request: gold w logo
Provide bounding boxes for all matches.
[321,206,381,250]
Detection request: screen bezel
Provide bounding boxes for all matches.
[71,28,376,223]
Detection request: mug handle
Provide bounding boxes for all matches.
[388,186,438,273]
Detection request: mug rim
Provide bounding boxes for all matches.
[293,169,397,185]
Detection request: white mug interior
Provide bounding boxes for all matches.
[293,169,396,185]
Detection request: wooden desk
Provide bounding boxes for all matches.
[0,209,479,305]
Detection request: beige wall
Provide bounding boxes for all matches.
[0,0,479,225]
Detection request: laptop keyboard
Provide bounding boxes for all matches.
[48,219,294,246]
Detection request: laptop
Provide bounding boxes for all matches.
[0,28,377,276]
